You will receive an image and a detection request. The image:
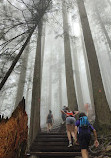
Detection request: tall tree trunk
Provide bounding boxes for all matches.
[77,0,111,128]
[62,0,77,110]
[71,39,84,111]
[15,44,30,107]
[29,22,42,144]
[41,21,46,70]
[81,33,95,118]
[94,1,111,61]
[58,59,63,108]
[48,63,52,110]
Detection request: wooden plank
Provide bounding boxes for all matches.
[30,146,80,152]
[28,151,81,156]
[35,138,68,142]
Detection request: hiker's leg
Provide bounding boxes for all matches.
[50,123,52,130]
[47,123,50,132]
[66,124,71,141]
[81,149,89,158]
[71,125,75,136]
[71,124,75,139]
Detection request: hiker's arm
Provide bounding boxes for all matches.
[61,110,66,115]
[73,111,79,117]
[93,129,99,147]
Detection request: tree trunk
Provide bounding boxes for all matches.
[58,59,63,108]
[15,44,30,107]
[94,0,111,61]
[77,0,111,128]
[71,38,84,112]
[62,0,77,110]
[48,64,52,110]
[29,22,42,144]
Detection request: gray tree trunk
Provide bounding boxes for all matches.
[62,0,77,110]
[58,59,62,108]
[81,33,95,119]
[15,45,30,107]
[71,38,84,111]
[48,63,52,110]
[29,22,42,144]
[77,0,111,128]
[94,0,111,62]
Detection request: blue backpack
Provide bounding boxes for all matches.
[79,116,89,127]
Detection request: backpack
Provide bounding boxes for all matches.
[79,116,89,128]
[47,113,52,119]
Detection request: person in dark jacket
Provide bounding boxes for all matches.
[46,110,54,132]
[75,112,99,158]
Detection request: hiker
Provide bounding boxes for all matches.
[61,106,66,124]
[61,107,79,147]
[75,112,99,158]
[46,110,54,132]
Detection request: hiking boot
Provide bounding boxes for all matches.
[68,143,72,147]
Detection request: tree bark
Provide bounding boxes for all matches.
[94,1,111,62]
[71,39,84,112]
[62,0,77,110]
[15,44,30,108]
[77,0,111,128]
[29,22,42,144]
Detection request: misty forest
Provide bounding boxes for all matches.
[0,0,111,158]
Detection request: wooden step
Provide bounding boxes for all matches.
[32,141,69,146]
[30,145,80,152]
[39,132,66,135]
[35,137,68,142]
[38,134,67,138]
[28,151,81,157]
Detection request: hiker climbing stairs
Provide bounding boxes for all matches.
[28,131,81,157]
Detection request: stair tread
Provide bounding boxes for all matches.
[38,135,67,138]
[36,138,68,142]
[29,151,81,156]
[32,142,70,145]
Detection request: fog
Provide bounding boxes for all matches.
[0,0,111,129]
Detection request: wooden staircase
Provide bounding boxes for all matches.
[28,131,81,158]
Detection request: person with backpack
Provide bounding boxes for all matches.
[46,110,54,132]
[75,112,99,158]
[61,107,79,147]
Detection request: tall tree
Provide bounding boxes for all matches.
[62,0,77,110]
[0,0,52,91]
[93,0,111,61]
[71,38,84,111]
[29,22,42,144]
[77,0,111,128]
[15,44,30,107]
